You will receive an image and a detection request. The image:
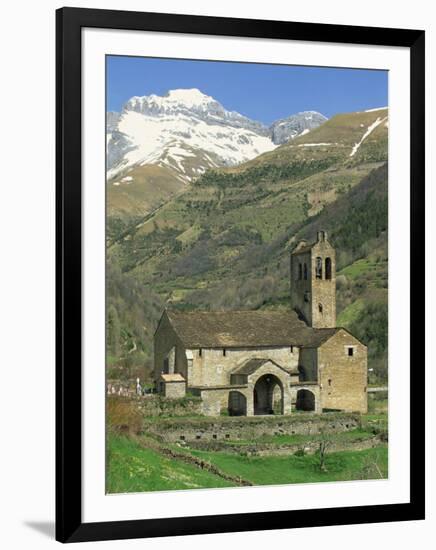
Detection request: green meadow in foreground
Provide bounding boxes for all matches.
[185,446,387,487]
[107,435,234,493]
[107,433,388,494]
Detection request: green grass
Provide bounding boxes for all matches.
[337,299,366,326]
[107,434,235,493]
[185,447,388,485]
[361,411,388,432]
[339,259,374,279]
[107,432,388,493]
[368,397,388,414]
[337,257,388,288]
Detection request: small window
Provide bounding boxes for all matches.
[315,257,323,279]
[318,303,323,314]
[325,257,332,280]
[328,378,332,386]
[198,348,202,357]
[290,345,294,353]
[223,349,227,356]
[347,347,354,357]
[303,263,308,280]
[298,263,302,280]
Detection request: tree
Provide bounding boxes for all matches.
[317,431,331,472]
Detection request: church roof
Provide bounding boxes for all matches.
[163,309,339,348]
[232,358,289,375]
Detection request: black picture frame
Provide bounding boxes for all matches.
[56,7,425,543]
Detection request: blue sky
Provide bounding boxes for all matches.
[107,56,388,125]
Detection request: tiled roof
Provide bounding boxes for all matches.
[232,358,285,375]
[164,309,339,348]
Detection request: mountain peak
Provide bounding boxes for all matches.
[270,111,328,144]
[165,88,214,105]
[123,88,218,116]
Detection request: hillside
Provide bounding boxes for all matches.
[107,89,327,222]
[106,107,388,383]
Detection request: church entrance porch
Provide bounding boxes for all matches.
[253,374,284,415]
[230,359,294,415]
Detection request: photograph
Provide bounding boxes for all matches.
[0,1,429,547]
[105,55,389,494]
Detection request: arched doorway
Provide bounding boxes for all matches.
[296,389,316,411]
[253,374,283,415]
[228,391,247,416]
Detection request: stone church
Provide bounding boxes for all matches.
[154,231,368,416]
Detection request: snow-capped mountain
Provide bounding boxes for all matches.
[107,88,327,186]
[122,88,267,135]
[107,89,273,184]
[270,111,328,145]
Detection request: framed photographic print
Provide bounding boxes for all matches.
[56,7,425,543]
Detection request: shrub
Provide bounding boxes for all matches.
[107,397,143,435]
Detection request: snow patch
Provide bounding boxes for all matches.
[298,143,333,147]
[364,106,388,113]
[350,116,387,157]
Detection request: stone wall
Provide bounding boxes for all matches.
[162,381,186,399]
[188,434,385,456]
[318,329,368,413]
[188,345,299,387]
[145,413,360,443]
[194,387,238,416]
[135,395,203,417]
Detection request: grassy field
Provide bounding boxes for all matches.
[107,435,234,493]
[107,423,388,494]
[184,447,387,486]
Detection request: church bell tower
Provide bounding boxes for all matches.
[290,231,336,328]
